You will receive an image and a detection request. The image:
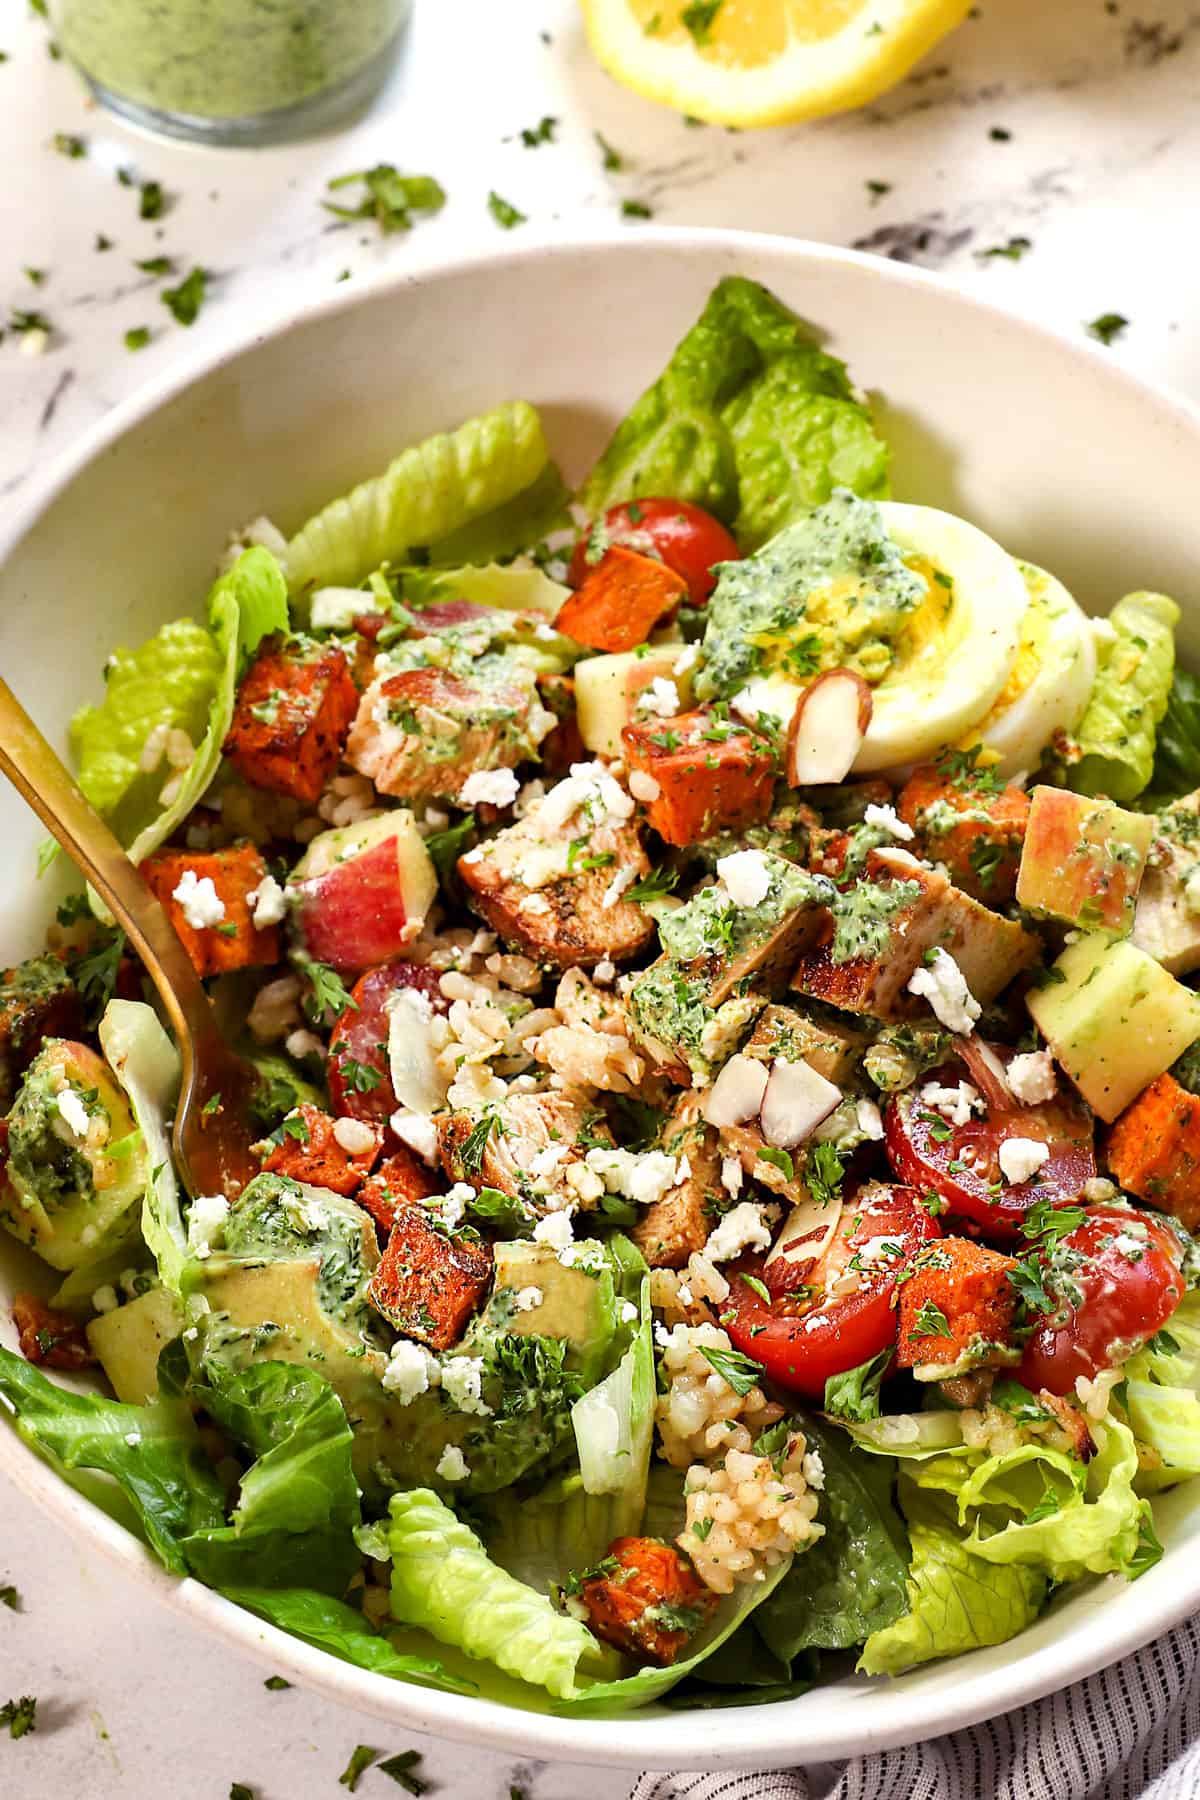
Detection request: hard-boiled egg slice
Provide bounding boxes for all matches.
[728,502,1028,774]
[854,503,1028,772]
[969,561,1097,778]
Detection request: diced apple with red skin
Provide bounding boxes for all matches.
[576,647,697,758]
[287,812,436,974]
[1016,786,1155,935]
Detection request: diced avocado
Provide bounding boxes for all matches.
[1,1040,146,1271]
[575,646,696,758]
[86,1286,185,1404]
[1027,933,1200,1120]
[203,1258,385,1393]
[215,1171,381,1337]
[489,1240,616,1377]
[1016,786,1155,936]
[245,1048,327,1133]
[911,1335,1021,1384]
[742,1001,867,1084]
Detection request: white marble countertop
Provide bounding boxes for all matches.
[4,0,1200,1794]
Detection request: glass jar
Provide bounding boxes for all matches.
[49,0,411,146]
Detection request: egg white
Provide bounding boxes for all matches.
[971,561,1097,778]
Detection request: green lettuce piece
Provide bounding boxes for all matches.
[221,1586,477,1693]
[1070,590,1179,803]
[754,1417,909,1661]
[840,1409,968,1459]
[387,1488,616,1698]
[955,1418,1151,1583]
[0,1343,224,1574]
[98,999,187,1294]
[285,403,549,601]
[580,276,889,550]
[572,1236,654,1510]
[1118,1294,1200,1490]
[823,1346,892,1423]
[423,460,571,568]
[859,1481,1047,1676]
[182,1361,361,1594]
[1147,668,1200,805]
[399,560,570,620]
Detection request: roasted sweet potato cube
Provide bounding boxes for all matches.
[224,633,359,806]
[260,1103,382,1196]
[11,1292,97,1371]
[356,1147,440,1236]
[622,711,776,848]
[367,1207,493,1350]
[0,954,82,1110]
[576,1536,715,1667]
[895,1237,1019,1376]
[142,843,281,979]
[1106,1073,1200,1230]
[897,763,1029,903]
[556,546,687,652]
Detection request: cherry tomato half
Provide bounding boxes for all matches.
[327,961,446,1126]
[885,1062,1095,1241]
[1017,1205,1185,1396]
[567,499,739,607]
[723,1182,941,1399]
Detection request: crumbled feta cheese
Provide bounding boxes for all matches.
[539,761,635,834]
[855,1098,885,1141]
[1112,1232,1147,1262]
[284,1028,325,1061]
[864,803,914,842]
[802,1448,825,1491]
[390,1111,439,1164]
[636,677,681,719]
[850,1234,904,1269]
[601,866,638,910]
[560,1241,606,1273]
[998,1137,1051,1185]
[920,1080,983,1128]
[124,1431,142,1448]
[1007,1049,1058,1107]
[332,1116,377,1156]
[617,1299,639,1325]
[91,1284,119,1315]
[55,1086,90,1140]
[171,868,227,930]
[247,874,287,927]
[907,948,981,1035]
[592,958,617,985]
[514,1286,543,1312]
[187,1194,230,1260]
[673,645,700,678]
[528,1143,569,1183]
[459,767,520,808]
[677,1283,694,1306]
[720,1156,744,1198]
[586,1146,684,1208]
[533,1210,574,1251]
[704,1201,776,1264]
[716,849,772,908]
[628,769,662,803]
[435,1445,470,1482]
[381,1339,440,1402]
[440,1356,492,1417]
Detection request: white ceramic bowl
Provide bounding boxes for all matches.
[3,230,1200,1771]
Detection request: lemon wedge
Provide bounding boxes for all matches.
[579,0,973,128]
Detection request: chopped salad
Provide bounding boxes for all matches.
[6,275,1200,1709]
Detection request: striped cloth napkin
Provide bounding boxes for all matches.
[631,1619,1200,1800]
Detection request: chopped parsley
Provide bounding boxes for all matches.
[73,928,126,1018]
[377,1750,430,1794]
[1008,1253,1054,1316]
[135,254,173,275]
[139,179,165,219]
[917,1108,954,1144]
[262,1675,291,1690]
[0,1696,36,1740]
[1088,312,1128,346]
[124,326,151,351]
[990,125,1012,140]
[24,267,45,286]
[909,1299,952,1339]
[594,130,624,172]
[681,0,725,43]
[52,131,86,157]
[626,865,679,903]
[804,1140,844,1207]
[230,1787,255,1800]
[338,1745,378,1791]
[325,166,445,234]
[160,267,208,327]
[757,1145,794,1181]
[968,838,1004,888]
[976,235,1032,262]
[296,955,356,1024]
[865,179,892,201]
[738,1272,771,1305]
[459,1111,499,1178]
[518,115,558,147]
[699,1342,766,1397]
[338,1055,384,1094]
[487,191,526,230]
[1021,1198,1085,1246]
[621,199,653,220]
[423,812,476,883]
[0,1586,17,1610]
[201,1093,223,1119]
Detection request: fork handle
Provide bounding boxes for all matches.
[0,676,217,1058]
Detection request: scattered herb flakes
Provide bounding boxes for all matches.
[0,51,8,62]
[865,179,891,202]
[378,1749,430,1793]
[124,326,151,351]
[989,125,1012,140]
[139,179,165,219]
[298,955,356,1024]
[681,0,724,43]
[29,0,48,15]
[52,131,86,158]
[519,114,558,147]
[339,1745,379,1791]
[135,254,173,275]
[0,1697,36,1740]
[757,1144,794,1180]
[325,165,446,235]
[594,130,624,172]
[976,235,1032,262]
[263,1675,291,1691]
[0,1585,17,1610]
[94,233,113,252]
[160,267,207,326]
[230,1786,255,1800]
[699,1342,766,1397]
[621,199,653,220]
[644,10,663,33]
[336,267,352,281]
[24,268,45,287]
[627,865,679,903]
[909,1299,952,1340]
[487,191,526,230]
[1088,311,1128,345]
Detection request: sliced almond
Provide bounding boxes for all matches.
[786,669,873,788]
[701,1054,769,1128]
[761,1057,842,1147]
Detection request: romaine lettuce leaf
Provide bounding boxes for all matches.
[754,1416,909,1660]
[840,1408,968,1459]
[1114,1293,1200,1491]
[1070,590,1179,803]
[285,403,549,601]
[221,1586,477,1693]
[398,560,570,620]
[859,1481,1047,1677]
[1147,668,1200,805]
[98,999,187,1294]
[580,276,889,550]
[572,1236,654,1511]
[0,1343,224,1574]
[425,461,571,567]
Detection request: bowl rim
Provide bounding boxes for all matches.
[5,224,1200,1769]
